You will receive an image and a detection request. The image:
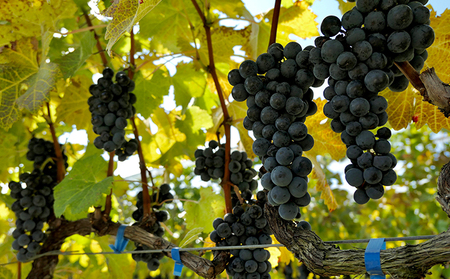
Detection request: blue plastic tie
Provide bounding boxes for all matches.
[172,247,183,276]
[365,238,386,279]
[109,225,129,253]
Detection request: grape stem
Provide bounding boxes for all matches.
[45,102,65,183]
[83,12,108,68]
[269,0,282,47]
[191,0,233,213]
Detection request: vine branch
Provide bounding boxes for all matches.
[45,103,64,183]
[269,0,282,47]
[191,0,232,213]
[83,12,108,68]
[103,151,115,217]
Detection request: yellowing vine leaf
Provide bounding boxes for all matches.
[308,155,338,212]
[56,76,94,134]
[336,0,356,15]
[413,93,450,133]
[0,40,38,129]
[244,1,318,59]
[305,98,346,161]
[424,8,450,81]
[380,85,416,130]
[0,0,77,45]
[104,0,162,54]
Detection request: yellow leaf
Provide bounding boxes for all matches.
[336,0,356,15]
[424,8,450,81]
[56,76,95,136]
[308,155,338,212]
[104,0,162,54]
[0,0,76,45]
[305,98,346,161]
[267,246,282,268]
[380,85,416,130]
[271,235,295,265]
[413,92,450,133]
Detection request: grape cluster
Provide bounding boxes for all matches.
[194,140,258,200]
[10,138,67,262]
[131,183,173,271]
[88,68,138,161]
[229,42,322,220]
[315,0,432,202]
[210,192,273,279]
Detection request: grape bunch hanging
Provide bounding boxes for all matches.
[131,183,173,271]
[194,140,258,204]
[88,68,138,161]
[210,192,273,279]
[9,138,68,262]
[316,0,433,203]
[229,41,325,221]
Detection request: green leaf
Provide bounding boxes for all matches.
[54,32,96,78]
[16,62,60,113]
[134,69,170,119]
[97,236,135,277]
[179,227,204,248]
[0,266,13,279]
[54,148,113,218]
[172,63,208,110]
[184,187,225,233]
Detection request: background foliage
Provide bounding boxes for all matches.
[0,0,449,278]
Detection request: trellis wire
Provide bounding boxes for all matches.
[0,234,436,266]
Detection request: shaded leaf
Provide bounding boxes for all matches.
[16,62,60,113]
[97,236,136,277]
[184,187,225,233]
[0,40,38,129]
[54,148,113,217]
[172,63,208,110]
[54,32,96,78]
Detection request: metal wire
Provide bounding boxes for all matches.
[0,234,437,266]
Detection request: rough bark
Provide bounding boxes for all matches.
[27,218,93,279]
[265,204,450,279]
[420,68,450,117]
[437,162,450,218]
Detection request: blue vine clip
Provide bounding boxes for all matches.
[365,238,386,279]
[172,247,183,276]
[109,225,129,253]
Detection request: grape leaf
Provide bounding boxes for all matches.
[172,62,208,110]
[425,8,450,81]
[0,0,77,46]
[305,98,346,161]
[0,40,38,129]
[335,0,356,15]
[54,148,113,218]
[243,2,319,59]
[0,266,13,279]
[139,0,198,53]
[179,227,204,248]
[270,235,295,265]
[133,69,170,119]
[54,32,96,79]
[56,75,94,135]
[413,92,450,133]
[16,62,60,113]
[104,0,163,54]
[308,155,338,212]
[97,236,135,277]
[184,187,225,233]
[380,85,416,130]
